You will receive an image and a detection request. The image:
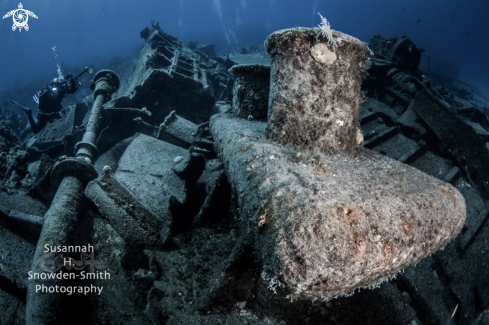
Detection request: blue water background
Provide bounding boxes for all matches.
[0,0,488,97]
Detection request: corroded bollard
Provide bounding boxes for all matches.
[265,28,371,154]
[209,27,466,302]
[228,64,270,121]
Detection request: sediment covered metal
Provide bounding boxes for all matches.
[25,176,84,324]
[26,70,119,323]
[75,70,120,162]
[228,64,270,121]
[265,28,371,154]
[210,113,466,301]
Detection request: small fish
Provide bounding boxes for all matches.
[402,8,406,11]
[417,19,421,23]
[451,304,458,318]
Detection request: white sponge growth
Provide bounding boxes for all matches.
[318,12,338,52]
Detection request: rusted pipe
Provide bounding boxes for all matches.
[26,175,85,324]
[75,69,120,163]
[26,70,119,324]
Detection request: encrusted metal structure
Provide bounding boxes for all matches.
[107,24,232,124]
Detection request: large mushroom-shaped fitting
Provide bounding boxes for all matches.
[265,27,372,154]
[89,69,120,100]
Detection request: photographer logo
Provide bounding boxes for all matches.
[3,3,38,32]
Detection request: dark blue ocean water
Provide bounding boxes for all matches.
[1,0,488,97]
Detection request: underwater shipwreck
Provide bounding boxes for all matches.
[1,23,489,325]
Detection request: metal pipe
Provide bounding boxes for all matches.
[25,70,119,324]
[75,70,120,163]
[26,176,84,324]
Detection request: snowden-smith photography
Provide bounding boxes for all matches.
[0,0,488,324]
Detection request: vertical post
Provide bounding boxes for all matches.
[228,64,270,121]
[264,28,372,154]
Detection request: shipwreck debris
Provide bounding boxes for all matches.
[265,28,371,154]
[25,70,119,324]
[228,64,270,121]
[2,20,487,324]
[211,27,466,301]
